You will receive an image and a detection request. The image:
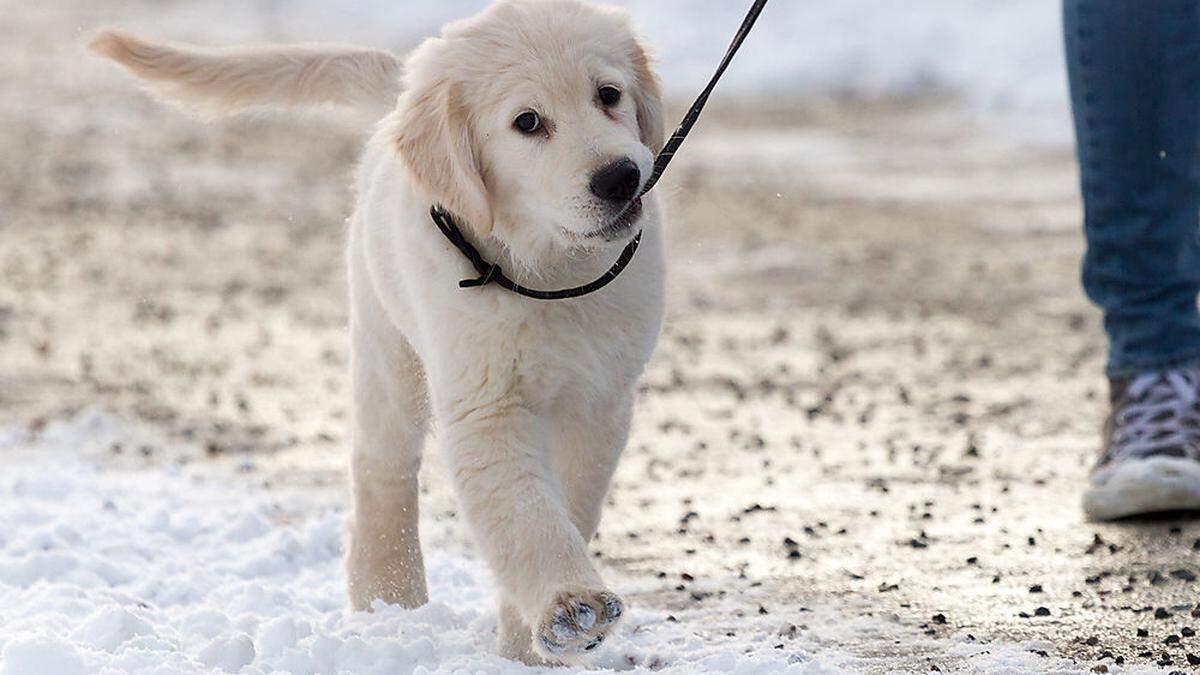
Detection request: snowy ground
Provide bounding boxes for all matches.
[4,1,1200,674]
[0,412,1091,675]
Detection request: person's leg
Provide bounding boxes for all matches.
[1065,0,1200,378]
[1066,1,1200,520]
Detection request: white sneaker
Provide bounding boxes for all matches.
[1083,367,1200,520]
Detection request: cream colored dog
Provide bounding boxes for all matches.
[90,0,665,664]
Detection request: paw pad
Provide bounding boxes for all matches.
[574,602,597,630]
[597,592,623,624]
[550,608,579,641]
[539,632,567,654]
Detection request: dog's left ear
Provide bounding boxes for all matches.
[629,37,665,153]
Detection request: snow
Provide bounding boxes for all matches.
[0,412,1093,674]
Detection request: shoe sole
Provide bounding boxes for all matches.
[1084,456,1200,521]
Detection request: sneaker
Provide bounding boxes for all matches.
[1083,367,1200,520]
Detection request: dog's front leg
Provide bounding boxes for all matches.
[441,405,623,663]
[345,303,430,612]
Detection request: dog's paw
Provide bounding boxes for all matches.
[532,589,624,661]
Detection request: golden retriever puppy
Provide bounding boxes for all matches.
[90,0,666,664]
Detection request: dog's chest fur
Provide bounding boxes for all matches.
[506,289,662,407]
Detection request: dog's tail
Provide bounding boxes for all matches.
[88,30,401,118]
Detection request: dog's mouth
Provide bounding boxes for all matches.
[583,197,643,242]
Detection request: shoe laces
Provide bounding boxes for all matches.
[1112,367,1200,458]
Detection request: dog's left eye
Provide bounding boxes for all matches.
[598,86,622,107]
[513,111,542,134]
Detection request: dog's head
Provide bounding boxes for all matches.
[391,0,663,265]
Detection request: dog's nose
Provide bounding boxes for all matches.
[589,158,641,204]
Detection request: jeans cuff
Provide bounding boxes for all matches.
[1106,348,1200,379]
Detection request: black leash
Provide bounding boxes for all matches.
[432,0,769,300]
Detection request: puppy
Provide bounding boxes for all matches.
[90,0,666,664]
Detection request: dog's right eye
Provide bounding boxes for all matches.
[513,111,541,135]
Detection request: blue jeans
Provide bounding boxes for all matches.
[1064,0,1200,378]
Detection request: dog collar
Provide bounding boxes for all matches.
[430,205,643,301]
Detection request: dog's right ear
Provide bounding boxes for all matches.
[392,75,493,237]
